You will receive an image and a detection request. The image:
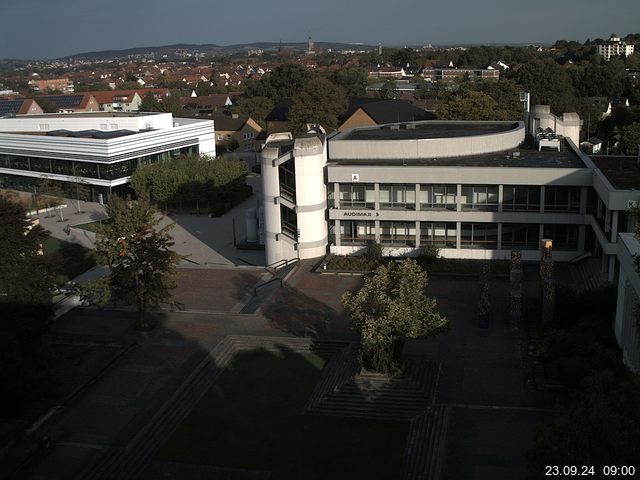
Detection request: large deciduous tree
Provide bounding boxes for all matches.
[90,196,180,329]
[342,259,448,373]
[288,77,347,133]
[511,59,577,114]
[0,194,54,410]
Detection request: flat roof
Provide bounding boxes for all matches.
[338,121,518,141]
[329,140,586,168]
[592,156,640,189]
[3,112,164,119]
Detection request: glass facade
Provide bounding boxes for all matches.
[544,186,580,213]
[420,184,456,210]
[461,185,499,211]
[502,223,539,250]
[339,184,374,209]
[543,224,579,250]
[460,223,498,249]
[380,221,416,246]
[420,222,457,247]
[0,145,198,182]
[280,204,297,240]
[503,186,541,212]
[379,184,416,210]
[278,158,296,203]
[340,220,375,245]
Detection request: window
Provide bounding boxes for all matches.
[461,185,498,211]
[280,205,297,240]
[420,222,457,247]
[420,184,456,210]
[503,186,540,212]
[340,221,375,245]
[379,184,416,209]
[543,224,579,250]
[544,186,580,213]
[339,184,374,209]
[217,135,223,141]
[278,158,296,202]
[502,224,539,250]
[226,134,231,140]
[380,221,415,246]
[460,223,498,249]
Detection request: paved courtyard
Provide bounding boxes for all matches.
[15,259,555,480]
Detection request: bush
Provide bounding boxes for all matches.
[418,245,439,265]
[365,241,383,266]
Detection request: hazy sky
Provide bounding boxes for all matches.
[1,0,639,59]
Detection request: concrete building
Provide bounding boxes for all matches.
[0,112,215,201]
[260,111,640,371]
[598,34,635,61]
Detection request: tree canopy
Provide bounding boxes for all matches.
[90,196,180,329]
[0,194,54,410]
[511,59,577,114]
[288,77,347,133]
[342,258,448,373]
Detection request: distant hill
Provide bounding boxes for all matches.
[65,42,378,60]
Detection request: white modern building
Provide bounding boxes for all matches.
[598,34,635,61]
[260,108,640,371]
[0,112,215,200]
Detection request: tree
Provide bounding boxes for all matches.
[245,63,313,102]
[342,259,448,373]
[377,78,399,99]
[621,122,640,155]
[288,77,347,134]
[234,96,274,127]
[139,91,161,112]
[159,90,184,117]
[35,96,59,113]
[332,66,369,96]
[511,59,577,114]
[437,90,506,121]
[71,176,90,214]
[35,176,64,218]
[90,196,180,329]
[0,194,54,410]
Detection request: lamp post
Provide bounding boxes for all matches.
[540,238,555,324]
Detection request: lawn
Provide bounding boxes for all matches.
[73,219,110,233]
[42,237,96,284]
[157,349,409,480]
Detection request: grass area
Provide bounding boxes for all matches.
[325,254,510,275]
[157,349,408,480]
[73,219,110,233]
[42,237,96,284]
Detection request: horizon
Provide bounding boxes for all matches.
[1,0,639,60]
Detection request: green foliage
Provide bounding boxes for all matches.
[418,245,439,265]
[511,59,577,113]
[130,155,249,213]
[139,91,162,112]
[437,90,511,121]
[621,122,640,155]
[245,63,313,102]
[234,96,274,127]
[227,137,240,152]
[331,66,369,96]
[89,196,180,329]
[365,240,384,266]
[342,259,448,373]
[0,194,54,411]
[377,79,398,99]
[35,96,59,113]
[528,370,640,472]
[288,77,347,133]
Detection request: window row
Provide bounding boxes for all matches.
[0,146,198,181]
[334,184,582,213]
[336,221,580,250]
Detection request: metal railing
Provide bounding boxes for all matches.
[254,277,283,296]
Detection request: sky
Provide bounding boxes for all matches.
[1,0,640,59]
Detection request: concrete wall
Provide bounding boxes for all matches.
[330,122,525,160]
[1,112,174,132]
[615,233,640,372]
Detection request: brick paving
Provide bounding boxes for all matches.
[17,261,556,480]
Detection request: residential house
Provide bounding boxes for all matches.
[29,77,75,93]
[38,93,99,113]
[212,112,262,151]
[182,94,233,117]
[0,98,44,116]
[338,98,435,132]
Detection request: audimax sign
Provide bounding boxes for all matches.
[342,211,379,217]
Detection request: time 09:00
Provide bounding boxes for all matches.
[545,465,636,476]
